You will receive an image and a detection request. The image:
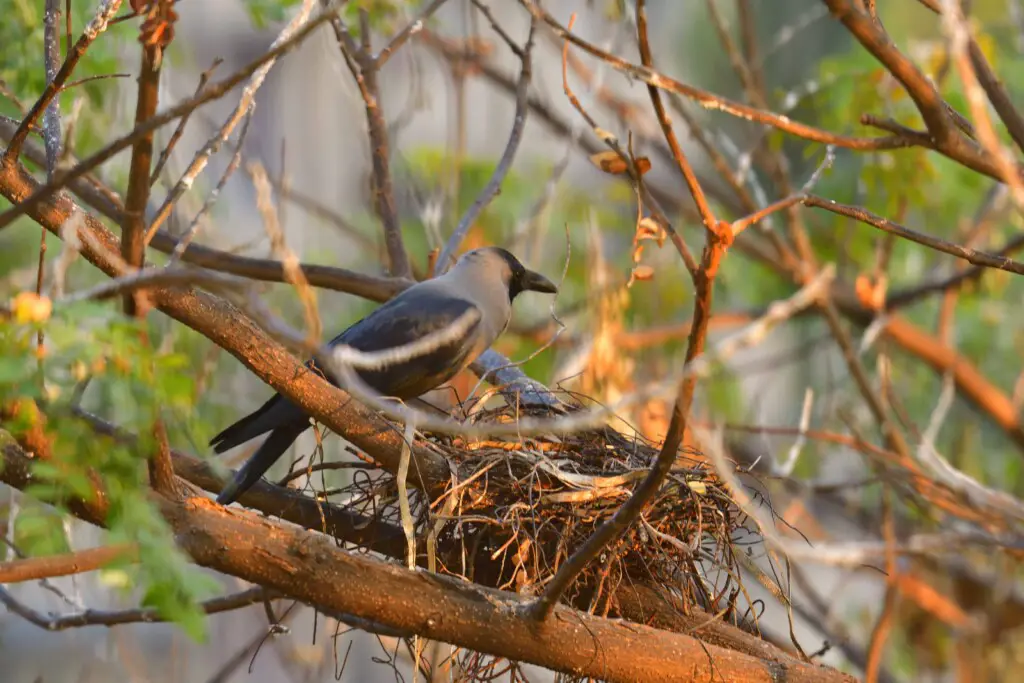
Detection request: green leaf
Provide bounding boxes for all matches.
[0,357,32,385]
[246,0,303,30]
[13,504,71,557]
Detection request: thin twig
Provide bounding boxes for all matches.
[149,57,222,186]
[0,584,269,631]
[374,0,450,68]
[520,0,909,151]
[636,0,716,233]
[434,18,536,275]
[168,110,253,262]
[249,160,323,344]
[804,195,1024,276]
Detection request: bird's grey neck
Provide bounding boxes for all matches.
[444,266,512,343]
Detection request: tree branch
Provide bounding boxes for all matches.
[0,544,135,583]
[0,583,269,631]
[804,195,1024,276]
[329,13,412,278]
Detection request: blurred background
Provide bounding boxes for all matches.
[2,0,1024,681]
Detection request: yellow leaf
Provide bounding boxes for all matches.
[589,152,652,176]
[632,264,654,281]
[686,480,707,495]
[632,243,645,264]
[590,151,628,174]
[636,216,666,246]
[11,291,52,324]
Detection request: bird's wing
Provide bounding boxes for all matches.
[210,287,483,454]
[323,288,484,399]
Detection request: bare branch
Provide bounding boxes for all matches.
[145,0,321,243]
[804,195,1024,277]
[520,0,910,151]
[0,544,135,583]
[434,19,535,275]
[150,58,222,186]
[374,0,450,68]
[329,12,413,278]
[0,583,269,631]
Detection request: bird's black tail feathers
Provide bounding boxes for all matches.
[209,394,282,454]
[216,423,308,505]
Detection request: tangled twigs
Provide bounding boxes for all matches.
[2,0,124,166]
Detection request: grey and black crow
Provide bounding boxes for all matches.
[211,246,557,505]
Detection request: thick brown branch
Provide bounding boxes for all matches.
[823,0,956,140]
[0,544,135,583]
[121,44,161,314]
[168,495,852,683]
[823,0,1013,182]
[121,38,179,496]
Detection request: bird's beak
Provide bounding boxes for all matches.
[521,269,558,294]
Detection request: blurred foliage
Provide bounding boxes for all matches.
[246,0,305,30]
[245,0,428,36]
[0,299,219,640]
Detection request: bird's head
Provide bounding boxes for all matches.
[453,247,558,301]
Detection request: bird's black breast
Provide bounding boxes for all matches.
[316,287,483,400]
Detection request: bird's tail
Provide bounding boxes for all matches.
[216,424,308,505]
[209,394,282,454]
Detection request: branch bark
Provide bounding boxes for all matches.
[0,544,135,583]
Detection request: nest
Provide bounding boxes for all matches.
[328,399,768,666]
